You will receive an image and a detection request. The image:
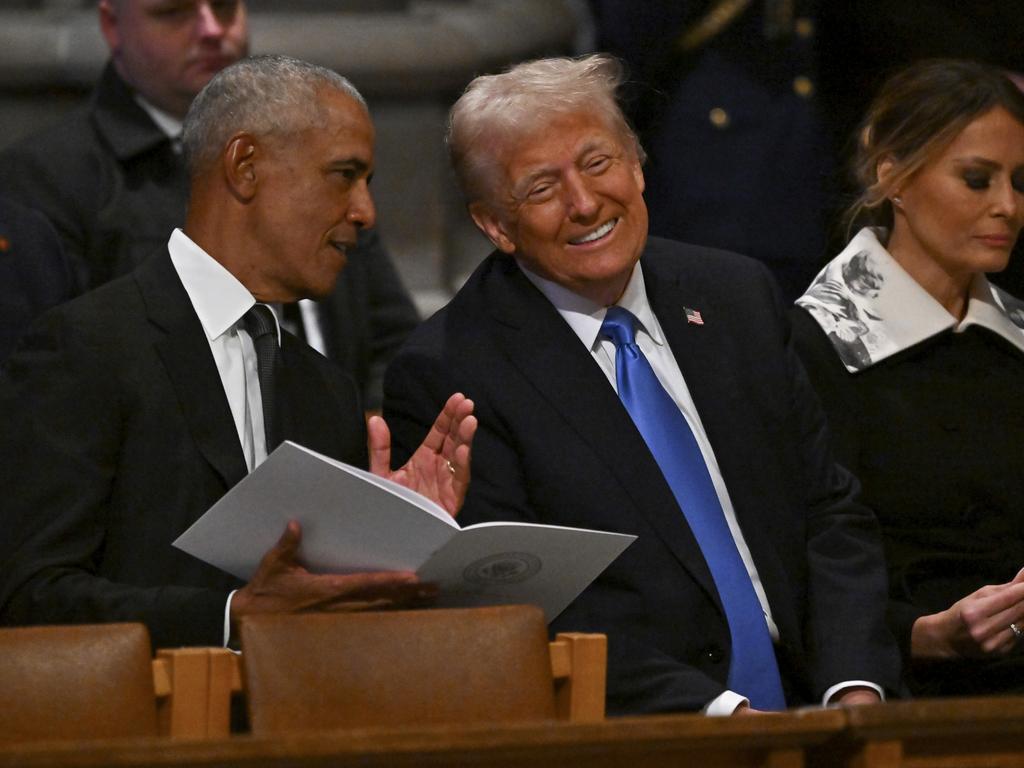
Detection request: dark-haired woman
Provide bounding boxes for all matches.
[792,59,1024,696]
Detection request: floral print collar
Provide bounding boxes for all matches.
[796,228,1024,372]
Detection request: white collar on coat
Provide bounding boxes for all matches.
[795,227,1024,372]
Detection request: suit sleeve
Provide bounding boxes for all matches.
[790,305,922,665]
[0,312,230,649]
[384,343,737,714]
[779,285,903,698]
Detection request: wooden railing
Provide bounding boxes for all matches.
[5,698,1024,767]
[4,636,1023,767]
[0,710,847,768]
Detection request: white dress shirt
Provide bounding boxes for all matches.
[519,258,882,713]
[168,228,281,644]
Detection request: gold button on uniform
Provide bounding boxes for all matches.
[795,17,814,38]
[793,76,814,98]
[709,107,730,128]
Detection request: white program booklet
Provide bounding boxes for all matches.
[173,441,636,622]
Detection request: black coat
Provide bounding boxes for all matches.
[0,253,366,649]
[791,306,1024,695]
[384,237,902,714]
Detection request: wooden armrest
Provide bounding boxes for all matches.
[153,648,237,739]
[550,633,607,722]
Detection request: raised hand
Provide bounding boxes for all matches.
[368,392,477,517]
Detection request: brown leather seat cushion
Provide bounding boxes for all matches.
[0,623,157,744]
[240,605,556,734]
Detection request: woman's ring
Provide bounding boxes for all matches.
[1010,622,1023,640]
[445,459,456,475]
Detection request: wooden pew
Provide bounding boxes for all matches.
[150,631,606,739]
[810,696,1024,768]
[0,709,846,768]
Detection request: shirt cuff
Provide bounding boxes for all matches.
[223,589,237,649]
[704,689,749,716]
[822,680,885,706]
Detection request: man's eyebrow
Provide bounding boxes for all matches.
[328,158,370,170]
[578,138,612,156]
[511,167,556,198]
[325,158,373,179]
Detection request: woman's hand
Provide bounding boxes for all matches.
[911,568,1024,659]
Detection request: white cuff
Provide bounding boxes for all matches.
[223,590,237,648]
[704,689,750,716]
[822,680,884,706]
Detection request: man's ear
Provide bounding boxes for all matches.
[223,134,258,202]
[469,201,516,255]
[98,0,120,55]
[631,156,645,195]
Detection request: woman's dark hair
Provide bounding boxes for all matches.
[846,59,1024,234]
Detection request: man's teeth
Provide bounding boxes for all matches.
[571,219,616,245]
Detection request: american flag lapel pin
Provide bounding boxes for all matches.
[684,306,704,325]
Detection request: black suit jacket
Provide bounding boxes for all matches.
[0,252,367,649]
[0,63,419,409]
[384,237,901,714]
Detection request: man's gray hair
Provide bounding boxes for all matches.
[446,54,644,206]
[183,54,366,177]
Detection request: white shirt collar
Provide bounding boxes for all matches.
[134,94,184,140]
[516,259,665,349]
[167,228,280,343]
[796,227,1024,372]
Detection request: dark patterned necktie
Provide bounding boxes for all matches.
[243,304,283,451]
[600,306,785,710]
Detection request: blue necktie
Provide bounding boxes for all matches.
[600,306,786,710]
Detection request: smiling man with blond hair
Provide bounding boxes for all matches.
[384,54,902,716]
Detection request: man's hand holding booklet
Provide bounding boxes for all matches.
[175,442,635,621]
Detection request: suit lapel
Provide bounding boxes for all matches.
[648,254,795,631]
[483,257,721,605]
[647,259,748,465]
[135,252,249,490]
